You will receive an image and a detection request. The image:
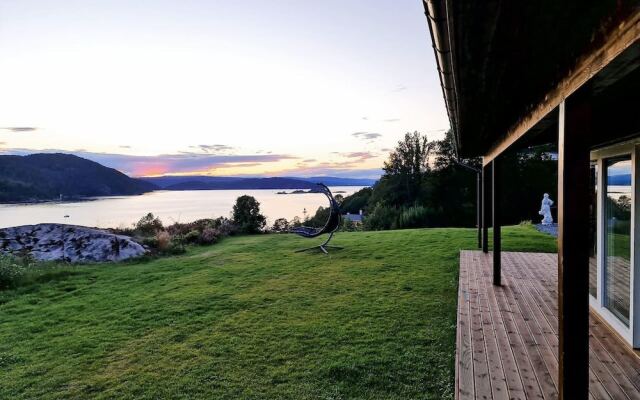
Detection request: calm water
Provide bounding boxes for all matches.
[0,187,365,229]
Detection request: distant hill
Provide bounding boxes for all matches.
[143,175,376,190]
[608,174,631,186]
[0,153,157,202]
[288,176,377,187]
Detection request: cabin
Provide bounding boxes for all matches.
[424,1,640,399]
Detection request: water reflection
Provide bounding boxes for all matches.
[0,187,364,229]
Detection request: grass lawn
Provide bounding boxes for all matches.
[0,225,556,400]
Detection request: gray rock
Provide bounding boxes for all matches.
[0,224,146,263]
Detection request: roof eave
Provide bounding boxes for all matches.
[423,0,460,156]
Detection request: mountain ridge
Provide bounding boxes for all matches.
[141,175,376,190]
[0,153,375,202]
[0,153,157,202]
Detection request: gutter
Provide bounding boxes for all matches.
[423,0,460,156]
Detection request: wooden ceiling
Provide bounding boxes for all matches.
[425,0,640,157]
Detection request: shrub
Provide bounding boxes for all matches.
[211,217,238,236]
[290,216,303,228]
[184,230,201,244]
[0,255,26,290]
[156,231,171,251]
[135,213,164,235]
[199,228,219,245]
[364,204,400,231]
[396,205,430,229]
[341,218,361,232]
[307,206,330,228]
[232,195,266,234]
[271,218,290,233]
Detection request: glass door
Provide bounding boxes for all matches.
[589,162,598,298]
[604,156,632,326]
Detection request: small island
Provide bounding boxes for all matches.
[276,189,314,195]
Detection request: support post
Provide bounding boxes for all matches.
[492,159,501,286]
[477,171,482,248]
[557,98,591,399]
[482,163,491,253]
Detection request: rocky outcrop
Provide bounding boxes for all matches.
[0,224,146,263]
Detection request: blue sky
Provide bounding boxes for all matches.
[0,0,448,178]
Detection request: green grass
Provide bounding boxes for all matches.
[0,225,556,399]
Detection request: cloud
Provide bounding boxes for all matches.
[337,151,377,161]
[1,127,37,132]
[119,145,131,149]
[0,148,295,177]
[380,148,392,152]
[352,132,382,141]
[189,144,234,154]
[302,158,316,163]
[279,164,383,180]
[362,117,369,120]
[391,85,407,92]
[383,118,400,122]
[291,151,378,173]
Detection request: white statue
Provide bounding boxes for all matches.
[538,193,554,225]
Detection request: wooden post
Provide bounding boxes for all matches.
[492,159,501,286]
[557,98,591,399]
[482,163,491,253]
[477,171,482,248]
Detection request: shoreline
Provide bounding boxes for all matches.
[0,187,361,206]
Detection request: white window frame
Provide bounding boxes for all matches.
[590,139,640,348]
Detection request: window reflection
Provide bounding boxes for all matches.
[589,162,597,298]
[604,157,631,326]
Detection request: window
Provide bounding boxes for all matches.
[589,162,598,298]
[604,156,632,326]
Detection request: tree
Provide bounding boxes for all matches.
[340,187,372,214]
[271,218,290,233]
[134,212,163,235]
[382,131,432,205]
[232,195,266,233]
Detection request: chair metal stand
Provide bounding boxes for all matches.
[290,184,344,254]
[295,231,343,254]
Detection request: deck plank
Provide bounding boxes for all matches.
[471,252,510,400]
[457,251,640,399]
[467,251,495,399]
[458,250,475,399]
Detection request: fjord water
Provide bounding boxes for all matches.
[0,187,364,229]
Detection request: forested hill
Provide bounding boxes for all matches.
[0,153,157,202]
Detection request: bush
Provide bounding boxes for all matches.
[199,228,219,245]
[232,195,266,234]
[121,213,238,255]
[271,218,290,233]
[211,217,238,236]
[0,255,26,290]
[341,218,361,232]
[364,204,400,231]
[135,213,164,235]
[290,216,303,228]
[156,231,171,251]
[184,230,201,244]
[396,205,430,229]
[307,206,330,228]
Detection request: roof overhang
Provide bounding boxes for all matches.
[423,0,640,161]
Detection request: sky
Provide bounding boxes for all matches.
[0,0,448,179]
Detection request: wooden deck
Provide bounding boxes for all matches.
[457,251,640,400]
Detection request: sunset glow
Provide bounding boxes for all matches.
[0,1,448,178]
